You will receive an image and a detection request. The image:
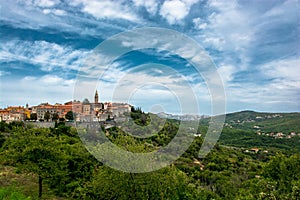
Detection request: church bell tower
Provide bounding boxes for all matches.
[95,90,99,104]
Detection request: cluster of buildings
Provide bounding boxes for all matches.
[0,105,31,122]
[257,131,300,139]
[0,90,131,123]
[244,148,269,154]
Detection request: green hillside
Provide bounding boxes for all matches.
[224,110,300,134]
[0,111,299,199]
[1,120,300,199]
[198,111,300,152]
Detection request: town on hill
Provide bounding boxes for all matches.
[0,90,131,123]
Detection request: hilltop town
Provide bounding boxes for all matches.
[0,90,131,123]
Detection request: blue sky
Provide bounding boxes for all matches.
[0,0,299,115]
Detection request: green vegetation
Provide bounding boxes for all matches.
[65,111,75,121]
[224,111,300,134]
[0,111,299,199]
[214,111,300,153]
[130,106,150,126]
[218,127,300,152]
[51,113,59,122]
[43,111,51,122]
[0,186,31,200]
[30,113,37,121]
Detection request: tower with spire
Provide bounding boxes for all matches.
[95,90,99,104]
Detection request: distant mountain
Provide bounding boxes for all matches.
[155,112,209,121]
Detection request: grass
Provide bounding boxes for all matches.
[0,186,31,200]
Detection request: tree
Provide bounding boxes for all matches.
[140,113,147,125]
[263,153,300,198]
[0,121,9,132]
[44,111,51,122]
[130,106,150,126]
[30,113,37,121]
[65,111,74,121]
[2,128,68,198]
[79,131,201,199]
[81,165,197,199]
[47,141,97,197]
[52,113,59,122]
[59,117,65,122]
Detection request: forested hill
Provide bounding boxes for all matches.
[224,110,300,133]
[199,110,300,134]
[213,111,300,152]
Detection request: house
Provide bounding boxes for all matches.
[250,148,260,153]
[0,106,29,122]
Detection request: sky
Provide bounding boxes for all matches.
[0,0,299,115]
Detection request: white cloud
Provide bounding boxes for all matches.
[228,81,299,106]
[217,65,235,84]
[22,74,74,86]
[41,74,74,85]
[191,1,258,71]
[203,0,299,70]
[160,0,188,24]
[206,1,253,49]
[193,17,207,30]
[28,0,60,8]
[160,0,198,24]
[42,8,66,15]
[0,71,11,77]
[261,58,300,88]
[114,28,214,71]
[23,76,37,81]
[222,57,300,112]
[133,0,159,15]
[262,0,299,19]
[0,40,89,71]
[1,3,71,35]
[203,37,225,51]
[70,0,139,22]
[0,74,75,107]
[0,1,134,38]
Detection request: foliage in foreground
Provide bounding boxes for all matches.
[0,186,31,200]
[0,121,299,199]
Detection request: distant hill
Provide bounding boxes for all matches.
[224,110,300,134]
[198,110,300,152]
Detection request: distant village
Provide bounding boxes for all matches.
[224,114,300,139]
[0,90,131,123]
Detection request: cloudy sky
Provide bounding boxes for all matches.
[0,0,299,115]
